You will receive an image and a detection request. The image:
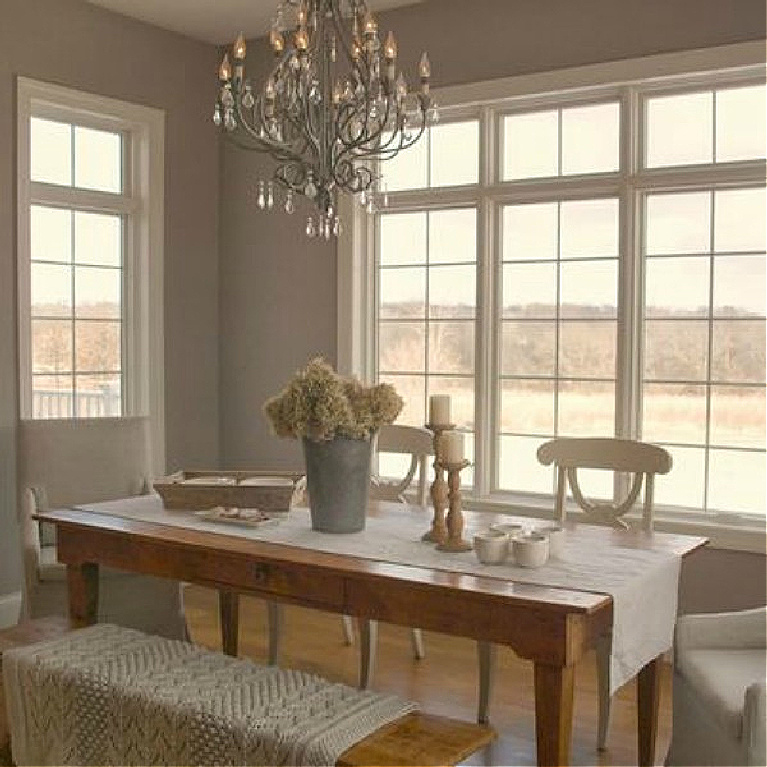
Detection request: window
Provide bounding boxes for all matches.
[361,59,766,528]
[17,79,165,458]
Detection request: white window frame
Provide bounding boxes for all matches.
[17,77,166,475]
[339,41,767,551]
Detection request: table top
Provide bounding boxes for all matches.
[37,498,706,618]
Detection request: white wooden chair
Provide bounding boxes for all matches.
[477,437,672,750]
[268,424,433,688]
[17,417,188,639]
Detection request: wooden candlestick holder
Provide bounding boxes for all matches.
[436,459,472,553]
[422,423,453,544]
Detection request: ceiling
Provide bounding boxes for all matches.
[84,0,424,45]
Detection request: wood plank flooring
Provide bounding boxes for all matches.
[185,585,672,766]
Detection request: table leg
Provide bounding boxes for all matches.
[637,654,662,767]
[534,661,574,767]
[67,563,99,628]
[219,590,239,656]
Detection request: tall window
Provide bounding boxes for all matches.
[17,79,164,444]
[369,65,766,524]
[28,119,125,418]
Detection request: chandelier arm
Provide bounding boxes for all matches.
[231,96,308,166]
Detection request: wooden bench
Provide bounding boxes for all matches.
[0,618,494,767]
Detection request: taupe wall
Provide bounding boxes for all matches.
[0,0,221,594]
[218,0,765,611]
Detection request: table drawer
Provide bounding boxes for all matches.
[246,559,345,608]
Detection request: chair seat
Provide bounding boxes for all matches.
[38,545,137,583]
[677,647,766,741]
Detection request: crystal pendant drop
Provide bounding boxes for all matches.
[256,181,266,210]
[359,190,367,206]
[309,81,322,105]
[429,101,440,124]
[306,217,316,237]
[305,179,317,198]
[333,217,341,237]
[242,84,255,109]
[266,182,274,210]
[323,217,331,240]
[285,190,294,214]
[213,105,222,127]
[224,110,237,131]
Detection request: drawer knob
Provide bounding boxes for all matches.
[252,562,270,583]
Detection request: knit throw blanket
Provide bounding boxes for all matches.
[3,624,417,766]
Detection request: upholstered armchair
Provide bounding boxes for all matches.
[665,606,766,766]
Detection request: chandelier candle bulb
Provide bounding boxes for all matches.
[443,432,465,465]
[233,33,247,61]
[269,28,284,55]
[428,395,451,428]
[218,53,232,82]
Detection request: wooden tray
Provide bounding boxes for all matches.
[153,470,304,513]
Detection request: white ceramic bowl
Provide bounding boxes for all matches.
[473,529,509,565]
[512,532,549,568]
[489,522,525,539]
[536,524,565,558]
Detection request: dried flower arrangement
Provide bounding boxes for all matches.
[264,357,403,442]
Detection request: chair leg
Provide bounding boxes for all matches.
[359,619,378,690]
[596,633,612,751]
[410,628,425,660]
[341,615,355,645]
[267,601,283,666]
[477,640,495,724]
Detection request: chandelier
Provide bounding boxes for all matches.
[214,0,435,239]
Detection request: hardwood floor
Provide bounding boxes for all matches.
[185,585,672,766]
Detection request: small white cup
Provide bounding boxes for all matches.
[489,522,525,540]
[536,524,565,558]
[512,532,549,568]
[473,529,509,565]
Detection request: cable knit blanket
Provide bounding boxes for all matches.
[3,624,417,766]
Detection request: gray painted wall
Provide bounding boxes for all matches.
[218,0,766,611]
[0,0,221,594]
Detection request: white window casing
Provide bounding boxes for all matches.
[17,77,166,475]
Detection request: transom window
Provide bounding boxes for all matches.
[368,68,766,524]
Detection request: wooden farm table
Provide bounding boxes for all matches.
[37,501,706,767]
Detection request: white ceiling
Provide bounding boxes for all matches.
[84,0,423,45]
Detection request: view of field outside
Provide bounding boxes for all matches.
[28,118,124,418]
[376,82,765,516]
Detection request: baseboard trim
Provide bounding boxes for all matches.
[0,591,21,628]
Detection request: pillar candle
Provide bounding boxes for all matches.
[443,431,464,464]
[428,395,451,427]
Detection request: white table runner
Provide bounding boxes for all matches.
[75,496,683,692]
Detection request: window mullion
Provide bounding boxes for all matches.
[475,106,495,497]
[616,84,642,503]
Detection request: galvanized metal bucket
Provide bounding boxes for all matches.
[302,435,372,533]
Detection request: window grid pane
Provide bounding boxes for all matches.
[29,203,125,419]
[642,185,766,514]
[498,199,619,494]
[378,207,477,484]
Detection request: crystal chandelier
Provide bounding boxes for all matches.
[214,0,435,239]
